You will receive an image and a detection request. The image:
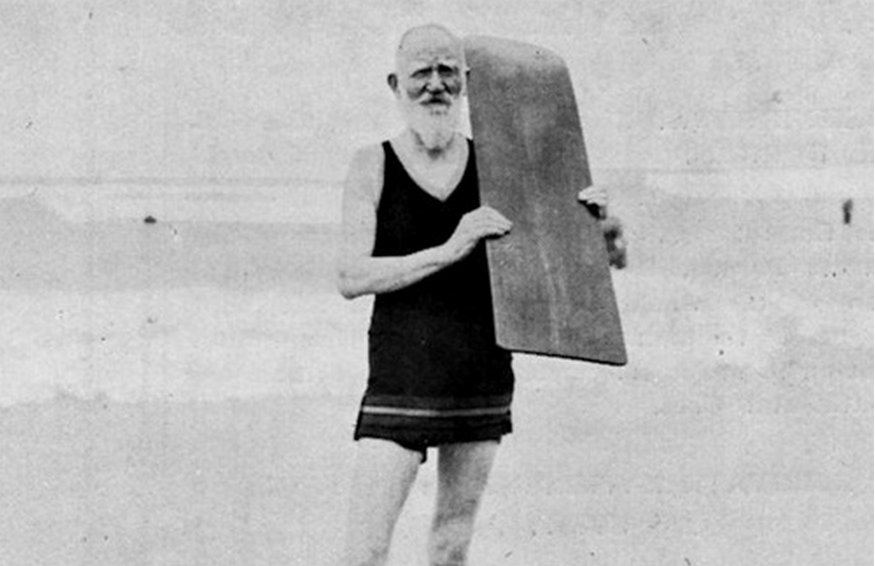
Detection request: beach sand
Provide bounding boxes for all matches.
[0,173,871,565]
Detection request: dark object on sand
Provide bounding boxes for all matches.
[842,199,853,225]
[144,215,157,224]
[601,216,627,269]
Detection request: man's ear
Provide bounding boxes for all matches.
[387,73,398,93]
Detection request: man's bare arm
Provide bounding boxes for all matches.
[336,145,511,300]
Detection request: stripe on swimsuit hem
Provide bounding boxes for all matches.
[362,393,513,410]
[360,405,510,418]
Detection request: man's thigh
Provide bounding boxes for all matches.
[345,439,423,549]
[435,441,500,513]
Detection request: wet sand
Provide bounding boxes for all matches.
[0,176,871,565]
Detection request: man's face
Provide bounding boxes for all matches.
[395,49,465,114]
[389,28,466,149]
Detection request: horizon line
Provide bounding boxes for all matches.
[0,162,871,188]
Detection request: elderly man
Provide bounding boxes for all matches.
[337,24,606,565]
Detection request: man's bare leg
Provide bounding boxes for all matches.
[428,441,499,566]
[341,438,422,566]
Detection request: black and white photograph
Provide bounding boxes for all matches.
[0,1,871,564]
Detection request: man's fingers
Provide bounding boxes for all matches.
[473,206,512,228]
[578,191,604,204]
[466,221,509,238]
[578,186,608,207]
[481,223,510,237]
[473,215,511,235]
[463,207,511,234]
[460,219,510,242]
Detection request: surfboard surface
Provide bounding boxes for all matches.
[464,36,627,365]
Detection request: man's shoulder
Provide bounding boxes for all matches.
[351,142,384,175]
[349,142,386,171]
[344,142,387,203]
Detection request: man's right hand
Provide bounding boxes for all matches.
[442,206,512,262]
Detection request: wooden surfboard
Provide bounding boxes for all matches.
[464,36,627,365]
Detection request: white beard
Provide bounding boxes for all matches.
[400,98,461,150]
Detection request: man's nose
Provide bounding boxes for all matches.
[425,70,444,91]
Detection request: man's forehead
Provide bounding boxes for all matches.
[396,26,464,68]
[402,51,463,70]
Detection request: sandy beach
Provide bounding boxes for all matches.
[0,169,871,565]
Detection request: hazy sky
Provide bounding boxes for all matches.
[1,0,871,183]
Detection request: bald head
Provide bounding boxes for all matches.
[388,24,466,98]
[395,24,465,72]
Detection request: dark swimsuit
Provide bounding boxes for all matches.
[353,140,515,459]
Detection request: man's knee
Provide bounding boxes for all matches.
[344,542,390,566]
[429,544,467,566]
[429,525,470,566]
[434,494,480,527]
[429,503,479,565]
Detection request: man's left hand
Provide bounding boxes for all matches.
[577,185,608,209]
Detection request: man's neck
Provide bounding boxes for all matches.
[405,129,461,161]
